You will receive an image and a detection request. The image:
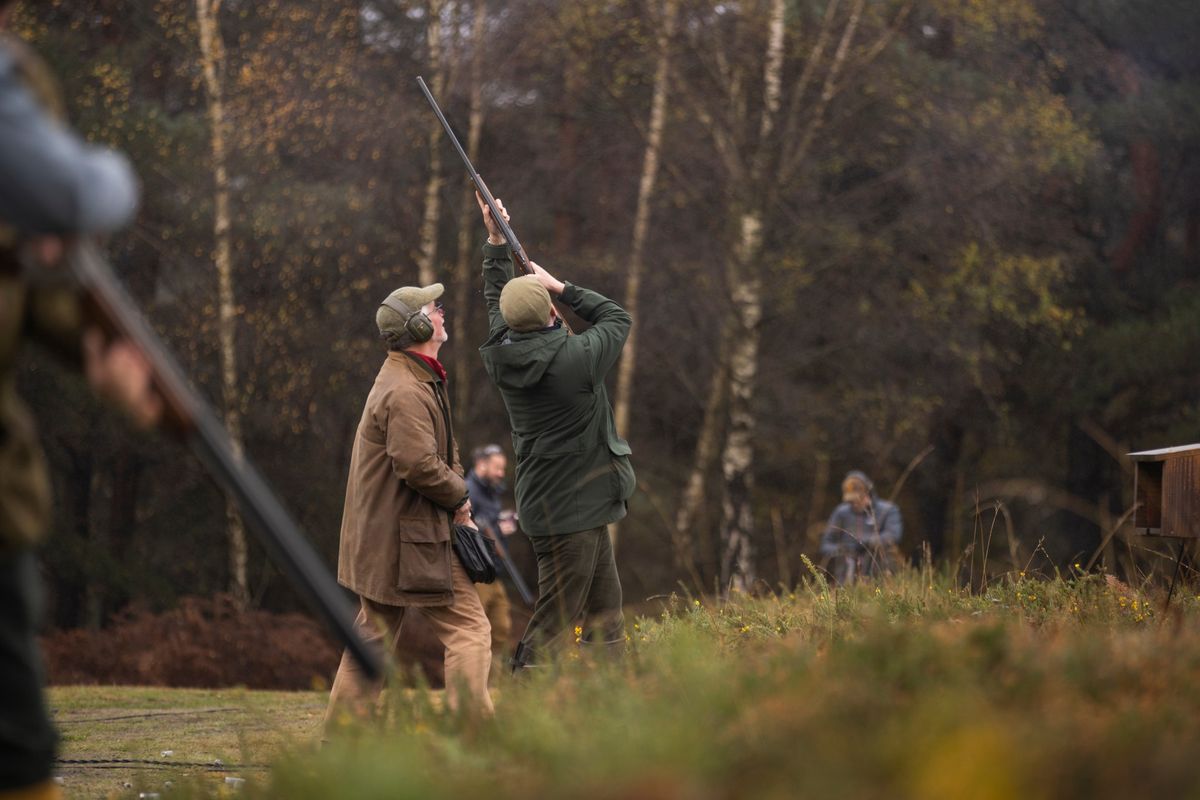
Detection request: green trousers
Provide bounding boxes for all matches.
[0,551,56,791]
[513,526,625,668]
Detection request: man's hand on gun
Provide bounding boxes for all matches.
[30,235,162,430]
[528,260,565,297]
[83,329,162,429]
[475,190,508,245]
[475,193,565,298]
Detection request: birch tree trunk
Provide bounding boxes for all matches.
[453,0,486,423]
[196,0,249,608]
[611,0,678,552]
[416,0,446,286]
[717,0,786,593]
[719,208,765,592]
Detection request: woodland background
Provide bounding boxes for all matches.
[11,0,1200,631]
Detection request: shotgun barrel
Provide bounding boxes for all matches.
[68,241,382,681]
[416,75,573,333]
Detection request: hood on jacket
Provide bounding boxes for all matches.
[479,327,568,391]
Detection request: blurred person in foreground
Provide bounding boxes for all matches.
[466,444,519,657]
[819,471,903,585]
[324,283,493,730]
[475,194,636,671]
[0,3,161,796]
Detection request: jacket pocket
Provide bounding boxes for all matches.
[394,514,452,543]
[397,540,452,594]
[609,454,636,502]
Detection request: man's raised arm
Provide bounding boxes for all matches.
[476,191,514,338]
[559,284,631,384]
[520,259,632,384]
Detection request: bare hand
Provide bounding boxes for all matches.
[475,190,509,245]
[83,328,163,429]
[29,236,67,268]
[453,502,474,526]
[528,261,565,296]
[498,517,517,537]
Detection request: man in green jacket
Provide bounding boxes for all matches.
[475,195,635,670]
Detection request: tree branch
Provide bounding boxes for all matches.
[779,0,865,184]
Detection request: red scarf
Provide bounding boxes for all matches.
[410,352,448,382]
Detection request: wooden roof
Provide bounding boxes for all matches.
[1128,444,1200,462]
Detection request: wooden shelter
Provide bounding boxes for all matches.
[1129,444,1200,538]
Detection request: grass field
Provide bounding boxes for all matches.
[52,565,1200,799]
[50,685,325,798]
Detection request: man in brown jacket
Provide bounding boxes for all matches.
[324,283,493,726]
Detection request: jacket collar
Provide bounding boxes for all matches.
[387,350,439,383]
[507,325,568,344]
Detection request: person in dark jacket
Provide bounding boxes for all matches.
[819,470,903,585]
[466,444,508,538]
[0,11,160,797]
[466,443,516,655]
[475,194,635,670]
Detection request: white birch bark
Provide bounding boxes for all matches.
[196,0,249,608]
[717,0,786,593]
[719,209,765,593]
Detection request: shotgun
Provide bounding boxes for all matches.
[68,241,382,681]
[416,76,573,333]
[478,521,534,605]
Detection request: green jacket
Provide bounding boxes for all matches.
[478,243,636,536]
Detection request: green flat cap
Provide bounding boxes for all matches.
[377,282,443,344]
[500,276,551,332]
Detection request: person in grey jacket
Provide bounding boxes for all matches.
[819,471,903,585]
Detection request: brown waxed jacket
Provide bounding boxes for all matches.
[336,351,467,607]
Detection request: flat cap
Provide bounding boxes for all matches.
[376,282,444,344]
[499,276,551,333]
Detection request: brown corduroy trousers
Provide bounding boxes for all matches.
[324,556,493,731]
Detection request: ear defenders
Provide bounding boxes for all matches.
[380,297,434,343]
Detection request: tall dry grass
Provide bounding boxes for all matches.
[160,565,1200,799]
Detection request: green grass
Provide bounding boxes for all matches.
[56,567,1200,799]
[50,686,326,798]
